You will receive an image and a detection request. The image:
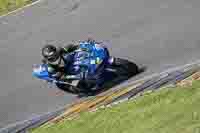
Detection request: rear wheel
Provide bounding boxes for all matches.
[112,58,139,77]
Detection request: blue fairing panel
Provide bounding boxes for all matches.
[32,64,51,80]
[71,42,109,75]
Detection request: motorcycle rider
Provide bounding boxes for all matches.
[41,42,79,80]
[41,38,115,89]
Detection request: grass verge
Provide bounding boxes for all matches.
[0,0,33,16]
[31,81,200,133]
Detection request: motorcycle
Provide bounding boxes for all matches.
[32,42,139,95]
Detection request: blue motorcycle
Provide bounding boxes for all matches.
[32,42,139,95]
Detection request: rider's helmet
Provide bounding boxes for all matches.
[42,44,60,64]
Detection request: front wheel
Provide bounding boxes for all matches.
[56,83,81,94]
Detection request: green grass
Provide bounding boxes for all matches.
[0,0,32,15]
[31,81,200,133]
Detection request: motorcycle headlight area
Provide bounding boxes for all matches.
[33,65,46,73]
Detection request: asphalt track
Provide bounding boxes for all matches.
[1,0,200,128]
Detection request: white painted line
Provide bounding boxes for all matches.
[0,0,42,19]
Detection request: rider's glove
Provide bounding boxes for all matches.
[51,72,62,79]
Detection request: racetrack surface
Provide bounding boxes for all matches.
[1,0,200,128]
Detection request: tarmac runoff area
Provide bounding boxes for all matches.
[1,0,200,129]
